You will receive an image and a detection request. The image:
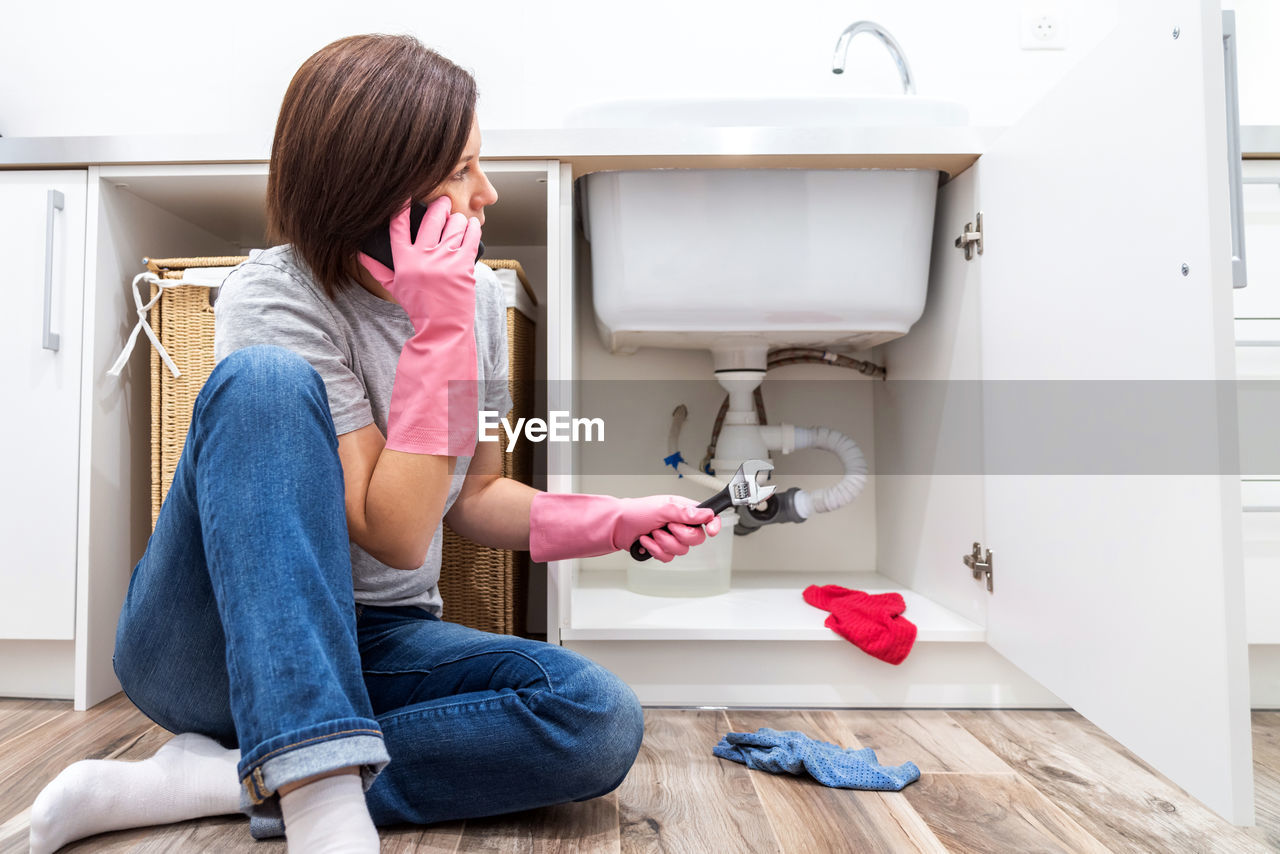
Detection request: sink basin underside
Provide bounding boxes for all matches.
[584,168,939,353]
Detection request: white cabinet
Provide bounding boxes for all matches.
[549,0,1254,825]
[1241,482,1280,644]
[1234,158,1280,709]
[1233,161,1280,319]
[972,0,1250,826]
[0,161,562,708]
[0,171,86,696]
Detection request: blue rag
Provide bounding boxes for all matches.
[713,727,921,791]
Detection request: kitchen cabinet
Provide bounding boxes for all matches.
[1233,161,1280,320]
[1234,158,1280,709]
[0,170,86,698]
[0,160,561,714]
[0,0,1256,826]
[548,0,1254,825]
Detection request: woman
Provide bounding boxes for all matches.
[29,34,720,853]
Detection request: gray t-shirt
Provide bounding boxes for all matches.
[213,245,513,616]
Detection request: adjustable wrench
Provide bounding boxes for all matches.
[630,459,776,561]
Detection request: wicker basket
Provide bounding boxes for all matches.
[146,255,537,636]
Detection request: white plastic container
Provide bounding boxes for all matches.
[626,512,735,597]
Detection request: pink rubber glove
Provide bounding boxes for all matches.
[528,493,723,563]
[358,196,481,456]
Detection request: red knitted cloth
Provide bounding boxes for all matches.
[803,585,917,665]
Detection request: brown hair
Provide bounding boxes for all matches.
[266,34,477,298]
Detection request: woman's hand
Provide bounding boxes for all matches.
[359,196,483,457]
[528,493,722,564]
[358,196,481,328]
[611,495,722,562]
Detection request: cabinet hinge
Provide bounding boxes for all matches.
[955,212,983,260]
[964,541,993,593]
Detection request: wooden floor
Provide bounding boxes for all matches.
[0,695,1276,853]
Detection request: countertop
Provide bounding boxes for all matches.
[2,125,1276,174]
[1243,125,1280,157]
[0,126,990,178]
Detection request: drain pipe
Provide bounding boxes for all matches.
[666,406,869,523]
[735,424,868,534]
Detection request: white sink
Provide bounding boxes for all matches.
[573,96,968,355]
[564,95,968,129]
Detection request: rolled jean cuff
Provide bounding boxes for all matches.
[237,721,390,819]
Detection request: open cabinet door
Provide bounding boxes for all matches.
[978,0,1253,823]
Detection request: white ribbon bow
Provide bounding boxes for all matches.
[108,269,227,379]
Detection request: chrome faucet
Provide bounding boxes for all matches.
[832,21,916,95]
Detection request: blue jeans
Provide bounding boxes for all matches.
[113,346,644,837]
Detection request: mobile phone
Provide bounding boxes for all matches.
[359,198,485,270]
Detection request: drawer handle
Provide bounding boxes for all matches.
[42,189,65,352]
[1223,11,1247,290]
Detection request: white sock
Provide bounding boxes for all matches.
[279,772,379,854]
[28,732,241,854]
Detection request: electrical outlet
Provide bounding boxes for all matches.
[1021,4,1068,50]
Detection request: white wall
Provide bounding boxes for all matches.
[8,1,1275,137]
[0,0,1139,137]
[6,2,1276,138]
[1226,0,1280,126]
